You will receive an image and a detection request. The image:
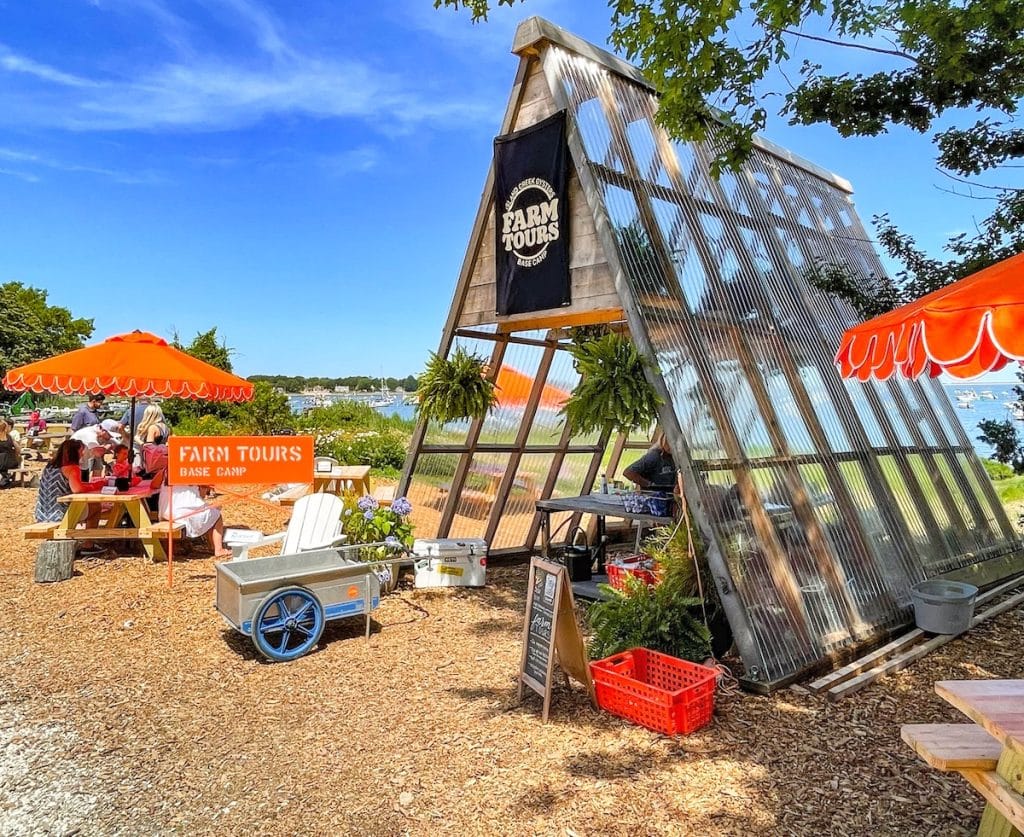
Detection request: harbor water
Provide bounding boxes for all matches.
[288,384,1019,461]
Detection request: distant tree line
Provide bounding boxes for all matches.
[248,374,419,393]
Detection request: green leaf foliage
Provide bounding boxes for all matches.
[561,333,661,437]
[0,282,93,394]
[416,346,497,424]
[588,524,713,662]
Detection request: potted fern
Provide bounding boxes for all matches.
[561,332,661,436]
[416,346,498,424]
[588,524,714,662]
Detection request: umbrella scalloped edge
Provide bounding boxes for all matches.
[2,372,253,401]
[836,310,1020,381]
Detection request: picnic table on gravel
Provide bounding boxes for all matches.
[19,479,183,562]
[902,679,1024,835]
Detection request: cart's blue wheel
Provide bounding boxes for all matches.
[251,586,325,662]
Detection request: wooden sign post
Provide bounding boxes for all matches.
[518,557,595,721]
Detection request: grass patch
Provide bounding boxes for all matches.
[993,475,1024,504]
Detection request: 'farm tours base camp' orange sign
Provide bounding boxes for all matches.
[167,436,314,485]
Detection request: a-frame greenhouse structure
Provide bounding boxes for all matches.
[398,17,1023,689]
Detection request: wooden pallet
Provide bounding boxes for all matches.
[808,575,1024,701]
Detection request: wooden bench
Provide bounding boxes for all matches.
[901,724,1002,771]
[371,485,396,506]
[6,467,34,487]
[20,521,59,539]
[902,723,1024,831]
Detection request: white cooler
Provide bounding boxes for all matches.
[412,538,487,588]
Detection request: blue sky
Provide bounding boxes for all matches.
[0,1,1012,379]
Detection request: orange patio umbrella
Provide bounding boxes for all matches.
[495,365,570,409]
[835,253,1024,381]
[3,329,253,454]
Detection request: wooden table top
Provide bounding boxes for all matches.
[59,480,158,503]
[935,680,1024,751]
[315,465,370,479]
[535,494,674,525]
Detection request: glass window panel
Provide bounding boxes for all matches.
[709,356,775,458]
[405,452,461,540]
[748,466,849,653]
[531,348,591,445]
[478,342,545,446]
[905,453,963,569]
[575,97,622,172]
[748,342,816,456]
[895,379,938,446]
[836,461,914,605]
[488,453,551,550]
[448,452,510,539]
[871,382,914,446]
[876,455,933,570]
[956,452,1004,540]
[931,454,982,551]
[792,357,851,452]
[660,350,725,461]
[842,381,886,447]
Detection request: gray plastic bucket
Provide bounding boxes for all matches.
[910,580,978,634]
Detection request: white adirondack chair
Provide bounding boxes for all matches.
[227,493,347,560]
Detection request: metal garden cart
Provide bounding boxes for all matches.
[215,544,402,662]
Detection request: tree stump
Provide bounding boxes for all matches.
[34,540,75,583]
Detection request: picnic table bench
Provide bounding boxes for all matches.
[903,680,1024,834]
[18,480,183,561]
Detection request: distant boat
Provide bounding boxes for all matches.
[369,377,395,408]
[979,390,996,400]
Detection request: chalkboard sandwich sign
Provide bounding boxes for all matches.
[518,557,594,722]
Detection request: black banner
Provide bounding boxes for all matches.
[494,111,570,315]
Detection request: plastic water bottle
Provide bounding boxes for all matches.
[600,473,608,494]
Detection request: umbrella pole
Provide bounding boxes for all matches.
[167,496,174,588]
[128,397,137,464]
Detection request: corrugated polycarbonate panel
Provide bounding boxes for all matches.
[405,452,461,541]
[544,43,1018,685]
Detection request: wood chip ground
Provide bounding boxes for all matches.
[1,475,1022,835]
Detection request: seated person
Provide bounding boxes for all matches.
[623,434,679,492]
[158,483,230,559]
[0,418,22,488]
[110,444,142,488]
[23,410,48,457]
[135,404,171,446]
[71,419,121,479]
[26,410,47,435]
[34,439,107,553]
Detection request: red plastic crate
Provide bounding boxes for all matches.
[589,648,717,735]
[605,555,660,591]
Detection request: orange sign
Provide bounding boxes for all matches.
[167,436,314,485]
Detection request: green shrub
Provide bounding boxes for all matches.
[587,523,712,662]
[313,428,407,472]
[172,413,234,436]
[982,458,1014,481]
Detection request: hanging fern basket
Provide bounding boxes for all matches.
[415,346,498,424]
[561,332,662,437]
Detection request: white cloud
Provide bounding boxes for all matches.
[318,146,381,177]
[0,145,160,184]
[0,167,40,183]
[0,45,97,88]
[0,1,495,134]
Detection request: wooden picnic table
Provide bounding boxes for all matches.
[903,680,1024,835]
[276,465,373,507]
[21,480,182,561]
[314,464,371,496]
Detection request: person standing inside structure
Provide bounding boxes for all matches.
[623,433,678,491]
